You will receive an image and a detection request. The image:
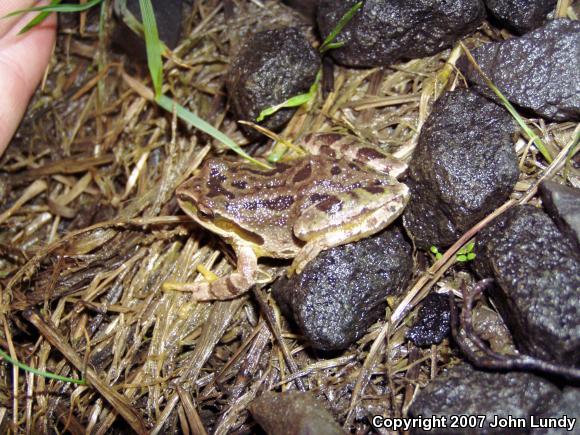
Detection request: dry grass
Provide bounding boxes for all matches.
[0,1,578,433]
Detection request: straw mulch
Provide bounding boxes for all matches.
[0,1,578,433]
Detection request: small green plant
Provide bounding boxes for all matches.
[430,245,443,261]
[0,348,85,385]
[256,70,321,122]
[430,242,476,263]
[456,242,476,262]
[256,1,363,123]
[318,1,363,53]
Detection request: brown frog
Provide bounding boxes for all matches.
[172,133,409,300]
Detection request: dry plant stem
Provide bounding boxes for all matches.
[6,215,190,295]
[177,386,208,435]
[251,287,306,391]
[451,280,580,381]
[344,321,390,428]
[402,345,422,417]
[0,179,47,225]
[229,321,272,401]
[151,299,243,435]
[22,310,149,435]
[555,0,571,17]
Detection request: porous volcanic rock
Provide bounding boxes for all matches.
[407,293,451,347]
[317,0,486,67]
[250,391,345,435]
[531,388,580,435]
[226,27,320,139]
[458,19,580,122]
[474,205,580,364]
[539,180,580,252]
[409,364,560,434]
[273,227,412,351]
[484,0,557,34]
[403,89,518,249]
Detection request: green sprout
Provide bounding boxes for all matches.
[456,241,476,262]
[319,1,363,53]
[256,70,321,122]
[256,1,363,123]
[430,245,443,261]
[430,242,476,263]
[0,348,85,385]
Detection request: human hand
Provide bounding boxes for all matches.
[0,1,56,156]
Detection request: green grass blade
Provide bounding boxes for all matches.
[139,0,163,98]
[0,348,86,385]
[460,43,553,163]
[256,69,321,122]
[319,1,363,53]
[17,0,62,35]
[156,95,272,169]
[3,0,103,18]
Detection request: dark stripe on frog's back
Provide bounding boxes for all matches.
[357,147,385,161]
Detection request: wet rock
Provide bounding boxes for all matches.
[317,0,485,68]
[282,0,319,23]
[226,27,320,139]
[403,89,518,249]
[531,388,580,435]
[474,205,580,364]
[273,227,412,351]
[409,364,560,434]
[458,19,580,122]
[539,180,580,252]
[249,391,345,435]
[406,293,451,347]
[113,0,183,60]
[484,0,557,34]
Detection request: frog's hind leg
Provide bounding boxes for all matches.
[165,245,258,301]
[290,183,409,275]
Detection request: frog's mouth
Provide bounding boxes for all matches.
[178,199,265,247]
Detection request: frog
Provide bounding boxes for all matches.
[173,133,410,300]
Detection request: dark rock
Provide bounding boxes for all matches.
[458,19,580,122]
[273,227,412,351]
[403,89,518,249]
[409,364,561,435]
[531,388,580,435]
[539,180,580,251]
[282,0,319,23]
[113,0,183,60]
[249,391,345,435]
[474,205,580,364]
[485,0,557,34]
[317,0,486,68]
[226,27,320,139]
[407,293,451,347]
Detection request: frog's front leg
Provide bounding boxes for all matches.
[290,183,409,275]
[166,244,258,301]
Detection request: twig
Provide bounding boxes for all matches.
[251,287,306,391]
[450,280,580,381]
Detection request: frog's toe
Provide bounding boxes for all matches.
[289,242,323,276]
